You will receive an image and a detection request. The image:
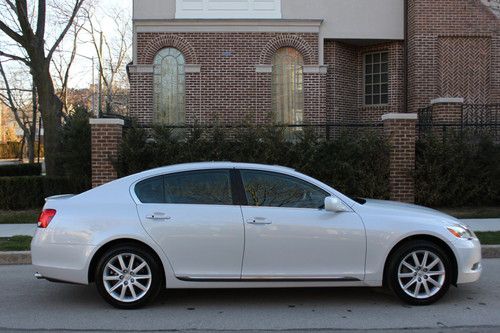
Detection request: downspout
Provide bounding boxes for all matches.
[404,0,409,113]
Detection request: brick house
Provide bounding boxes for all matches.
[90,0,500,200]
[127,0,500,127]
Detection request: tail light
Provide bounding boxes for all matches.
[38,209,56,228]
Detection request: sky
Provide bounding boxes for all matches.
[66,0,133,89]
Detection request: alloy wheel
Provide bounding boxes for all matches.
[397,250,446,299]
[102,253,152,303]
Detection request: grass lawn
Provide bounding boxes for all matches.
[0,210,39,224]
[0,236,32,251]
[475,232,500,245]
[438,207,500,219]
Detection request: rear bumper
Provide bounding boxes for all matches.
[455,238,482,284]
[31,233,95,285]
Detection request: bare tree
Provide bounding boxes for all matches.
[0,0,85,176]
[82,4,131,115]
[0,60,37,162]
[52,20,85,116]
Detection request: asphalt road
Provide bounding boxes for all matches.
[1,260,500,333]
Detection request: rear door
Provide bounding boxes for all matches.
[135,169,245,280]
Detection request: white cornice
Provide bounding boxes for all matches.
[134,19,323,34]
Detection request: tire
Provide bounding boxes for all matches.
[387,240,452,305]
[95,244,162,309]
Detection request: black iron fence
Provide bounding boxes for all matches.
[418,103,500,141]
[127,122,385,141]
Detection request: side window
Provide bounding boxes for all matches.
[135,176,164,204]
[164,170,233,205]
[240,170,329,209]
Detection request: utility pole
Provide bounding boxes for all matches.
[30,82,37,163]
[97,31,103,117]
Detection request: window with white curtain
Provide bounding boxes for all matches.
[154,48,186,124]
[272,48,304,125]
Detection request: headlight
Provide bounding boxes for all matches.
[447,225,476,239]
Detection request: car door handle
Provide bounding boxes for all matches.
[146,213,171,221]
[246,217,272,225]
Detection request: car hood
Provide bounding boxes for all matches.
[359,199,459,225]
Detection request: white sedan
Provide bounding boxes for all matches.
[31,162,481,308]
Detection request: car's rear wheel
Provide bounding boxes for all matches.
[387,240,452,305]
[95,244,162,309]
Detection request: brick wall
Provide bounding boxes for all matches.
[90,119,124,188]
[324,40,405,124]
[408,0,500,113]
[130,32,321,126]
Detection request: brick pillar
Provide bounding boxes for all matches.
[90,118,125,188]
[382,113,418,203]
[430,97,464,124]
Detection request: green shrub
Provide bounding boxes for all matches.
[415,132,500,207]
[58,106,92,192]
[0,163,42,177]
[115,125,390,199]
[0,176,78,210]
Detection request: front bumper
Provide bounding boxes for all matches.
[455,238,482,284]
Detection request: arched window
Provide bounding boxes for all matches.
[272,47,304,125]
[154,48,185,124]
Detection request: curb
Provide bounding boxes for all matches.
[481,245,500,259]
[0,251,31,265]
[1,246,500,265]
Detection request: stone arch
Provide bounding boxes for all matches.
[140,35,198,64]
[259,35,315,65]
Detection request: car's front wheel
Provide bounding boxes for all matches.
[95,244,162,309]
[388,240,452,305]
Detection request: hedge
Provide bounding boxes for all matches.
[115,125,391,200]
[415,132,500,207]
[0,163,42,177]
[0,176,81,210]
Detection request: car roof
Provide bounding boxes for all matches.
[140,162,296,175]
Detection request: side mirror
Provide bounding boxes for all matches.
[324,196,350,213]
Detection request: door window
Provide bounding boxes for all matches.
[135,170,233,205]
[240,170,329,209]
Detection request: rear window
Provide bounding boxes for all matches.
[134,170,233,205]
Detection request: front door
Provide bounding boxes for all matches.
[135,169,244,280]
[239,170,366,280]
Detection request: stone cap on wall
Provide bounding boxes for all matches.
[89,118,125,126]
[381,113,418,121]
[430,97,465,105]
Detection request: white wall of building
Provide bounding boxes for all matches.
[133,0,404,40]
[282,0,404,40]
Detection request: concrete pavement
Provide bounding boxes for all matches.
[462,219,500,232]
[0,260,499,332]
[1,218,500,237]
[0,224,37,237]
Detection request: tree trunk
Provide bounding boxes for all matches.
[32,61,63,176]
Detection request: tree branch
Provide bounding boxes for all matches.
[46,0,84,61]
[0,19,24,46]
[0,50,29,65]
[36,0,46,39]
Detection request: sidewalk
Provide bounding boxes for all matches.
[1,218,499,237]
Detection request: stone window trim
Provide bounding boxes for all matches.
[363,50,390,107]
[140,34,198,64]
[259,35,316,65]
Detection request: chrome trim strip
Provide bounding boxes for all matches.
[177,276,360,282]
